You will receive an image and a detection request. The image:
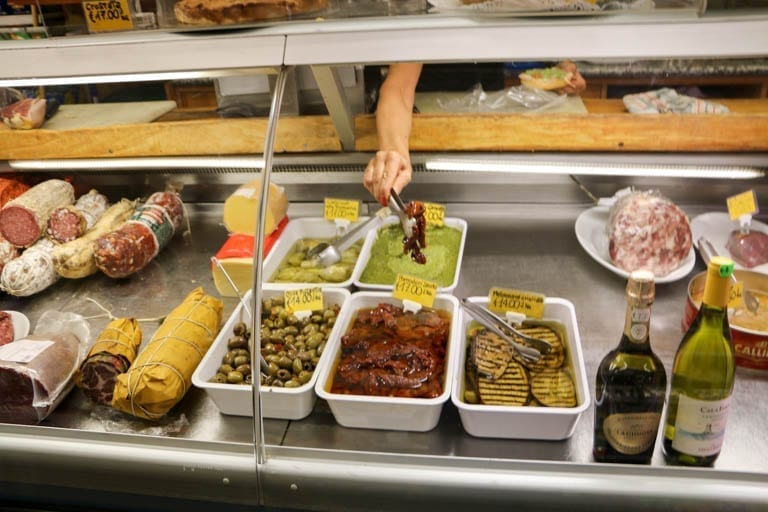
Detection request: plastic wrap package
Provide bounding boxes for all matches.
[112,287,223,420]
[606,189,692,277]
[75,318,143,406]
[0,311,90,424]
[436,83,567,113]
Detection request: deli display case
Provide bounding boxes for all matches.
[1,9,768,512]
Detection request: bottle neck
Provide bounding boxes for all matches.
[622,300,652,347]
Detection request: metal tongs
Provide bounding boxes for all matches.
[306,207,391,267]
[388,190,416,239]
[696,236,759,313]
[461,299,551,364]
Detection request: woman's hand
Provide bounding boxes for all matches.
[557,60,587,95]
[364,150,413,206]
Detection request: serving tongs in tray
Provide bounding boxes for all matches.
[461,299,551,371]
[388,190,416,239]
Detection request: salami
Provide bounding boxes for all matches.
[607,190,692,277]
[0,333,80,424]
[0,312,13,346]
[0,179,75,248]
[0,238,59,296]
[0,233,19,274]
[75,318,142,406]
[93,192,184,279]
[46,189,109,243]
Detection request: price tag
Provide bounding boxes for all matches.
[82,0,134,32]
[424,202,445,226]
[488,287,545,319]
[727,281,744,309]
[324,198,359,222]
[284,287,323,313]
[393,274,437,308]
[726,190,758,221]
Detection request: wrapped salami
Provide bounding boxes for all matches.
[0,238,59,296]
[0,179,75,247]
[606,189,692,277]
[46,189,109,243]
[75,318,142,406]
[111,287,223,420]
[94,192,184,279]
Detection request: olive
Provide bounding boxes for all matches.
[284,335,295,345]
[267,362,279,376]
[306,335,323,350]
[303,361,314,372]
[292,358,303,374]
[263,298,274,311]
[298,350,312,362]
[276,369,292,381]
[322,309,336,321]
[311,314,323,324]
[219,364,234,374]
[297,371,312,384]
[273,297,285,306]
[325,317,336,328]
[270,306,284,317]
[223,351,236,366]
[227,371,244,384]
[283,379,301,388]
[245,373,253,385]
[211,373,228,384]
[272,379,284,388]
[233,322,248,337]
[277,356,293,369]
[464,390,479,404]
[264,319,274,329]
[286,314,299,326]
[284,326,299,336]
[234,355,250,367]
[275,317,286,329]
[263,343,276,353]
[228,336,248,349]
[235,349,249,357]
[265,354,281,364]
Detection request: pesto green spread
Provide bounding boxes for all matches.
[359,223,462,287]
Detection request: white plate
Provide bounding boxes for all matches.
[574,206,696,284]
[691,212,768,273]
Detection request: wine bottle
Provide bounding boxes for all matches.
[662,256,736,467]
[593,269,667,464]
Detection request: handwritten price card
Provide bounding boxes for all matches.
[324,198,359,222]
[727,281,745,309]
[284,287,323,313]
[727,190,758,221]
[488,287,545,319]
[424,203,445,226]
[393,274,437,308]
[83,0,134,32]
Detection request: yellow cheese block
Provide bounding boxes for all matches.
[212,257,255,297]
[223,178,289,236]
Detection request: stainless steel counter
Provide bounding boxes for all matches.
[1,174,767,511]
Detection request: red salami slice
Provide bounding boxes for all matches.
[608,191,692,277]
[46,189,109,243]
[0,179,75,248]
[93,192,184,278]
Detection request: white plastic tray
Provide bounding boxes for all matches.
[262,217,370,289]
[354,217,467,294]
[315,291,461,432]
[451,296,590,440]
[192,287,350,419]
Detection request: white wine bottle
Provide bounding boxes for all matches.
[662,256,736,466]
[593,269,667,464]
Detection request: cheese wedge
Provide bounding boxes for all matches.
[223,178,289,236]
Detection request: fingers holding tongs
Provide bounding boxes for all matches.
[388,190,416,239]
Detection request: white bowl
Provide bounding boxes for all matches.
[3,310,30,341]
[353,217,468,294]
[451,296,590,440]
[314,291,460,432]
[262,217,370,289]
[192,287,350,419]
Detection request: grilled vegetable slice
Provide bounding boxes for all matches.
[477,359,529,406]
[530,369,576,408]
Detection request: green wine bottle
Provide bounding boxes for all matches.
[662,256,736,467]
[593,270,667,464]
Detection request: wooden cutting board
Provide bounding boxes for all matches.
[43,101,177,130]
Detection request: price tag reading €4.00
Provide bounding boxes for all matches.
[284,287,324,313]
[727,190,758,221]
[728,281,745,309]
[488,287,545,319]
[82,0,134,32]
[324,198,359,223]
[393,274,437,308]
[424,202,446,226]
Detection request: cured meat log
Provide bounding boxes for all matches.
[0,179,75,248]
[0,178,29,208]
[607,190,692,278]
[0,233,19,275]
[112,287,223,420]
[46,189,109,244]
[75,318,142,406]
[0,312,14,346]
[0,238,59,296]
[94,192,184,279]
[1,98,46,130]
[0,333,80,424]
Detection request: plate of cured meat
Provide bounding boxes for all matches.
[691,212,768,273]
[575,205,696,284]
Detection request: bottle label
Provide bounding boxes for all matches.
[603,412,661,455]
[627,307,650,343]
[671,394,731,457]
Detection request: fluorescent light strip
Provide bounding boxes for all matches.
[10,157,266,171]
[425,159,766,179]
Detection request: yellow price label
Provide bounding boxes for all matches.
[284,287,323,313]
[82,0,134,32]
[488,287,545,319]
[324,198,359,222]
[424,202,446,226]
[392,274,437,308]
[727,281,744,309]
[727,190,758,221]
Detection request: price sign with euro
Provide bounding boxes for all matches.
[83,0,134,31]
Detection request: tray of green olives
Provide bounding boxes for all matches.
[192,287,351,419]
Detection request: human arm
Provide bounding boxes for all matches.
[363,62,423,206]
